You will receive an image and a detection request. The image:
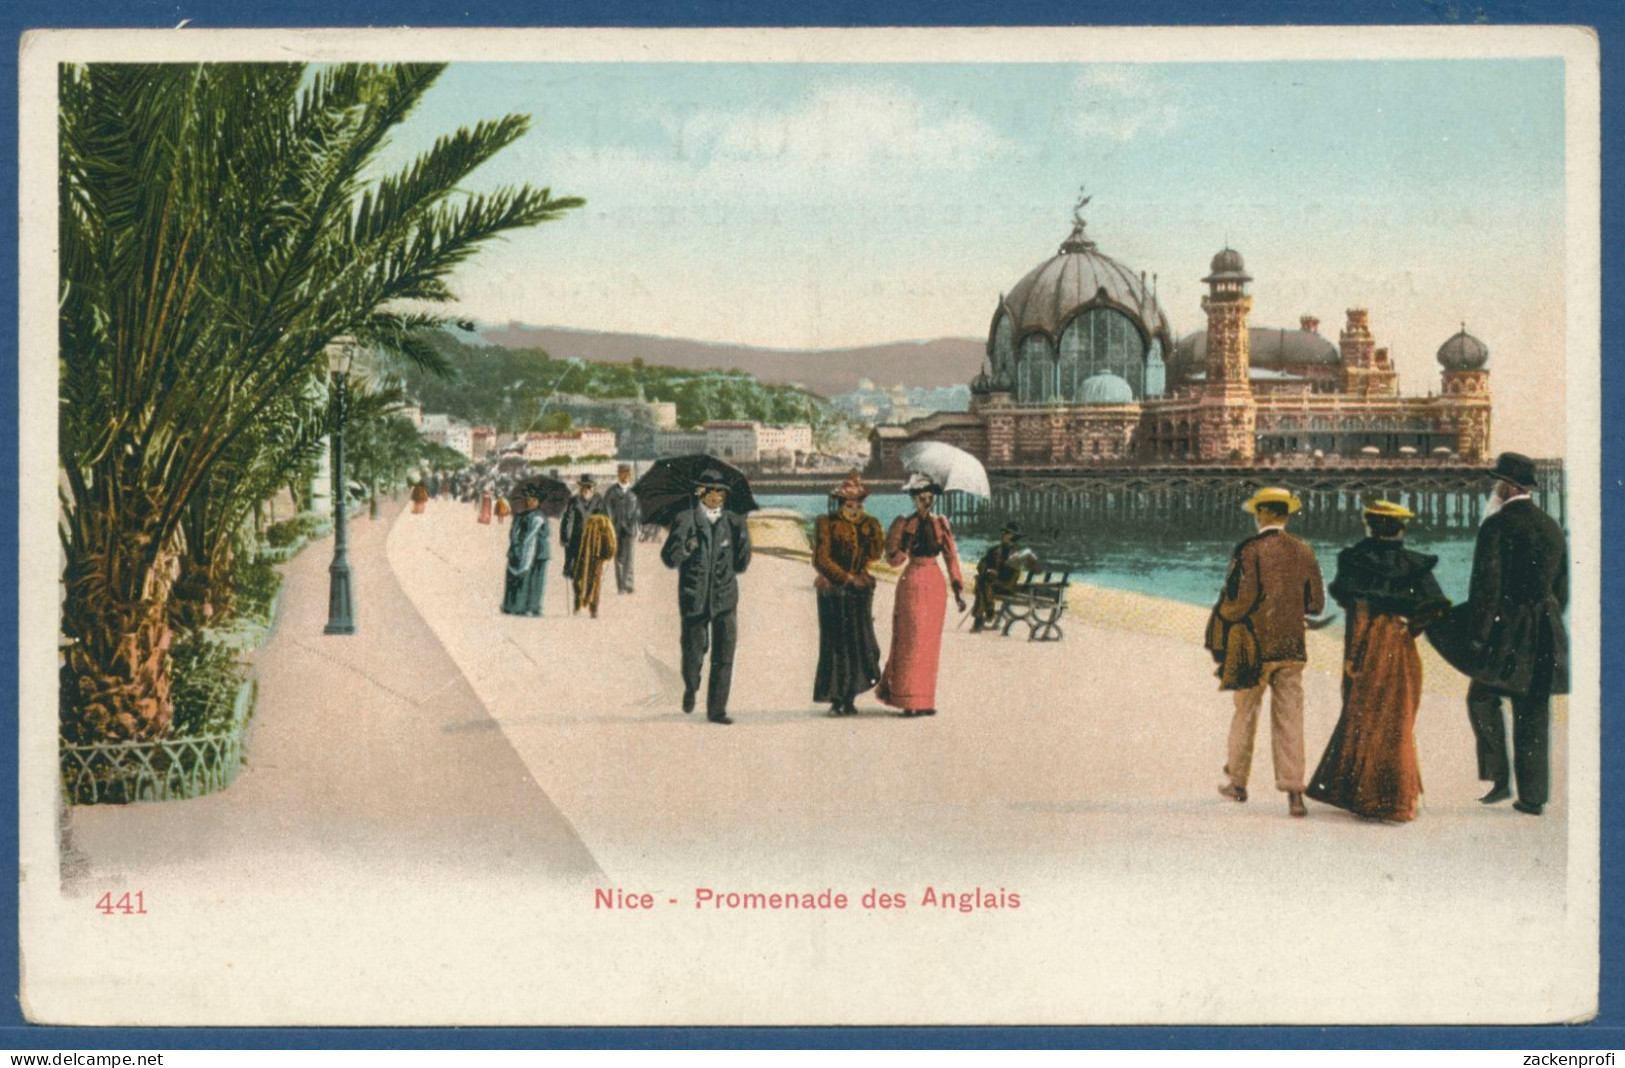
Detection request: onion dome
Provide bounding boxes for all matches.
[1173,326,1339,380]
[1079,372,1135,405]
[989,205,1173,356]
[1202,247,1252,284]
[1437,325,1489,371]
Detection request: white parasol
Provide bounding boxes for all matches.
[898,441,991,498]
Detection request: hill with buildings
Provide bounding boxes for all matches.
[477,323,985,398]
[403,330,849,445]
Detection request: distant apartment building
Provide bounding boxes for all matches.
[653,429,708,457]
[756,424,814,455]
[705,421,761,463]
[654,421,814,466]
[419,413,474,459]
[548,394,681,458]
[398,403,423,428]
[470,426,498,460]
[521,427,618,462]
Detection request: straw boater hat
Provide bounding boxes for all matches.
[1241,486,1302,515]
[1362,498,1416,520]
[829,473,870,501]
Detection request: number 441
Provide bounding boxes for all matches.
[94,891,147,916]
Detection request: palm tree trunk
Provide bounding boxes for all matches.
[60,489,178,743]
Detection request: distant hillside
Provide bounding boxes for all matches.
[479,324,985,397]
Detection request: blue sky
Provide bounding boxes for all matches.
[378,57,1569,453]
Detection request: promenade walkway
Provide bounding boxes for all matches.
[41,499,1583,1026]
[390,502,1570,892]
[64,498,599,892]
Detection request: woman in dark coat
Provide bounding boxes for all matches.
[501,493,550,617]
[1307,500,1450,822]
[812,474,887,716]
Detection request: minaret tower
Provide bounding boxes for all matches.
[1197,247,1257,463]
[1338,308,1399,396]
[1435,324,1492,462]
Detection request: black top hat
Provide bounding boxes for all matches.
[577,473,597,488]
[1485,452,1537,490]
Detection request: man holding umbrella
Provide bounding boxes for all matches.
[660,468,753,724]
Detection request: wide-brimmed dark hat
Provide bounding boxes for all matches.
[694,469,730,492]
[1000,521,1024,540]
[1485,451,1537,490]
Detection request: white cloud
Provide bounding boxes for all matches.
[1067,65,1190,142]
[658,82,1008,182]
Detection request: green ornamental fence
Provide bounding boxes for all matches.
[60,673,257,805]
[59,501,366,805]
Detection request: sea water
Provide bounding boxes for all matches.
[757,493,1480,611]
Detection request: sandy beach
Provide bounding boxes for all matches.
[35,499,1586,1027]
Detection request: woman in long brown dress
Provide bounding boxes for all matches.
[1306,500,1450,822]
[876,473,966,718]
[813,474,886,716]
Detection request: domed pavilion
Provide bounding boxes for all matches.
[871,200,1494,473]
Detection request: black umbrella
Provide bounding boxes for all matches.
[513,475,572,518]
[632,454,759,527]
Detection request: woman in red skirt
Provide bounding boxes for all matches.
[876,474,966,718]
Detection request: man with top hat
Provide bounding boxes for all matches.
[971,521,1033,633]
[1441,452,1569,816]
[1210,486,1326,818]
[560,473,613,615]
[661,469,752,724]
[602,463,642,594]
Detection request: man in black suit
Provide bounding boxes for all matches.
[661,470,752,724]
[1461,452,1569,816]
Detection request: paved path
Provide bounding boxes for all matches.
[41,499,1585,1027]
[390,502,1571,893]
[65,498,599,890]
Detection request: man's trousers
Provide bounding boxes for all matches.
[1225,660,1307,793]
[1467,679,1550,806]
[681,610,737,718]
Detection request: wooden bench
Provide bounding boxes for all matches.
[991,569,1072,641]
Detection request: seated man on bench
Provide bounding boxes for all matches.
[972,522,1037,632]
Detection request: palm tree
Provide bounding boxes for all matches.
[59,62,583,743]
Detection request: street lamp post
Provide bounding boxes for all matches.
[325,336,358,635]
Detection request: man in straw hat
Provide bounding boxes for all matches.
[1210,486,1326,818]
[1438,452,1569,816]
[661,469,753,724]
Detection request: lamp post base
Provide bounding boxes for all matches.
[325,560,356,635]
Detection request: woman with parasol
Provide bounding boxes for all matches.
[876,472,966,718]
[812,473,886,716]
